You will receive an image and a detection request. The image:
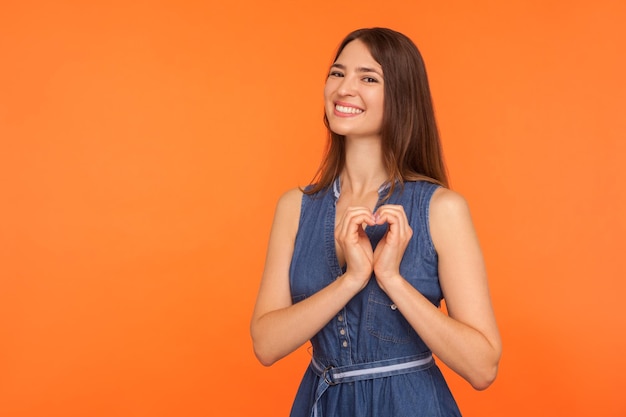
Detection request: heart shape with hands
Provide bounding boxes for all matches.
[335,204,413,291]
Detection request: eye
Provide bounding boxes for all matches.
[328,71,344,78]
[363,76,378,83]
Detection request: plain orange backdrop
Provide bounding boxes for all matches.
[1,1,625,416]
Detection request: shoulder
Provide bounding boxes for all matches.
[401,179,440,196]
[430,187,470,217]
[271,188,304,237]
[398,180,444,212]
[429,188,477,252]
[277,187,303,208]
[274,187,303,220]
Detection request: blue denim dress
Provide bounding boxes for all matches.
[289,179,462,417]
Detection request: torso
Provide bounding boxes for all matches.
[288,180,461,417]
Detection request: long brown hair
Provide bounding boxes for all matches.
[305,27,448,197]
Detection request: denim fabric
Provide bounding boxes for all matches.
[289,179,462,417]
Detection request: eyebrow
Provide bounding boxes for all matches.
[330,63,383,77]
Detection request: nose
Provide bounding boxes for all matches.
[337,74,357,96]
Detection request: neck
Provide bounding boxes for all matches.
[341,135,388,196]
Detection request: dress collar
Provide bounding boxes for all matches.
[331,177,393,201]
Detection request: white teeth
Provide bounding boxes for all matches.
[335,104,363,114]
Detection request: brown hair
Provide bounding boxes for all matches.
[305,27,449,197]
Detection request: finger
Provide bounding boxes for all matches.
[375,206,412,241]
[375,205,408,228]
[339,207,376,232]
[336,208,376,241]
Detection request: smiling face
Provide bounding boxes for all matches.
[323,39,384,141]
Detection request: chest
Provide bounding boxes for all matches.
[334,191,382,267]
[289,181,443,304]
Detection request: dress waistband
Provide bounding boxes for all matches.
[308,353,434,417]
[311,353,433,385]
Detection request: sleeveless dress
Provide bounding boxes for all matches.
[289,179,462,417]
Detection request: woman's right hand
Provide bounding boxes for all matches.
[335,206,377,290]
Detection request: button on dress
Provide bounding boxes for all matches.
[289,179,462,417]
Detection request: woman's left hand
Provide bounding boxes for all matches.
[372,204,412,290]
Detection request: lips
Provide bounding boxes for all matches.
[334,103,364,116]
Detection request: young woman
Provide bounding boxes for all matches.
[251,27,501,417]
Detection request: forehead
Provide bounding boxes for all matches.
[334,39,382,71]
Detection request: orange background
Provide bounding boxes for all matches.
[1,1,625,416]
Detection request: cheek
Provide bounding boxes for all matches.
[323,84,335,114]
[365,91,384,114]
[323,82,333,101]
[376,95,385,119]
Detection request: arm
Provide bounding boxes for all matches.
[374,189,501,390]
[250,189,375,366]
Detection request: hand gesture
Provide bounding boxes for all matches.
[335,206,377,290]
[372,205,413,287]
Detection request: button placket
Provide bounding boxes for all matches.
[337,310,349,349]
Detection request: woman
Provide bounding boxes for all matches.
[251,27,501,417]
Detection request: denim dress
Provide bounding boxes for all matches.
[289,179,462,417]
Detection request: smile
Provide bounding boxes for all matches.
[335,104,363,114]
